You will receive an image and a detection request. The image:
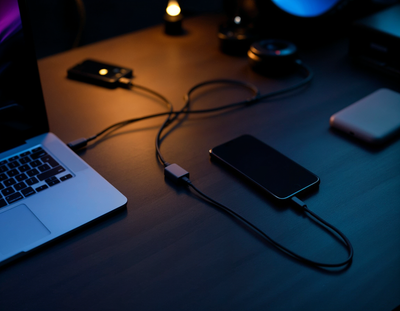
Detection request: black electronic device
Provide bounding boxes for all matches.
[209,135,320,200]
[67,59,133,88]
[247,39,298,75]
[349,4,400,78]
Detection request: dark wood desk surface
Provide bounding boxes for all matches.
[1,15,399,311]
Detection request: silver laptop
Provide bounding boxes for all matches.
[0,0,127,265]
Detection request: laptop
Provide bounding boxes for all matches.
[0,0,127,265]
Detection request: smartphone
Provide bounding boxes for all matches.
[209,135,320,200]
[330,88,400,144]
[67,59,133,89]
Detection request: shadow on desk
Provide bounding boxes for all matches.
[329,127,400,153]
[0,203,127,270]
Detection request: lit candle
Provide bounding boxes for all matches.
[164,0,183,35]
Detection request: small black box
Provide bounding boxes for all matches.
[67,59,133,88]
[349,5,400,78]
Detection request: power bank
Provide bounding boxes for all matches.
[67,59,133,89]
[330,88,400,144]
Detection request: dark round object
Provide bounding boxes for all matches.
[164,14,184,35]
[218,24,258,56]
[248,39,298,75]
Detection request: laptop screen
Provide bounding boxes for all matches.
[0,0,49,153]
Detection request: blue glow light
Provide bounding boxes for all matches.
[271,0,342,17]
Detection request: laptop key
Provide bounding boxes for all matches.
[15,173,28,181]
[46,178,60,187]
[4,178,16,187]
[7,169,19,177]
[14,182,27,191]
[0,160,8,165]
[26,177,39,186]
[40,155,59,168]
[21,187,36,197]
[0,198,7,208]
[37,166,66,181]
[0,165,7,173]
[27,168,39,177]
[35,185,49,192]
[19,156,30,164]
[0,173,7,181]
[19,164,31,172]
[31,150,47,160]
[6,192,24,204]
[2,187,15,196]
[20,151,31,157]
[60,174,73,181]
[9,155,20,161]
[38,163,51,172]
[30,160,42,167]
[31,147,43,153]
[7,161,20,169]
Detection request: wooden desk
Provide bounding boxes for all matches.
[1,15,399,311]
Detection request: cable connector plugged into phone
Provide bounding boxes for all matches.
[291,196,307,210]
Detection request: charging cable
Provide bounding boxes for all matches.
[68,60,312,152]
[66,61,355,268]
[164,166,353,268]
[68,81,175,152]
[158,62,353,268]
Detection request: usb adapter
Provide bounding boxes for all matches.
[67,59,133,89]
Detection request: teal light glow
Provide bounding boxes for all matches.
[271,0,342,17]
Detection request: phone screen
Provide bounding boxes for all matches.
[210,135,320,200]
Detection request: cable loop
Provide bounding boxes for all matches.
[64,62,355,268]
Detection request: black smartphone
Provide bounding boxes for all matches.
[67,59,133,88]
[209,135,320,200]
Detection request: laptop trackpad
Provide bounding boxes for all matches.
[0,204,51,255]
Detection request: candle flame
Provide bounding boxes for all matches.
[166,0,181,16]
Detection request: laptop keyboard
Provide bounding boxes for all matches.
[0,146,73,209]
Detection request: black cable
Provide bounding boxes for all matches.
[156,78,261,167]
[158,62,353,268]
[169,61,312,119]
[155,60,313,166]
[303,206,354,264]
[69,60,312,155]
[128,83,175,166]
[68,79,262,154]
[66,61,355,267]
[68,82,175,157]
[180,177,353,268]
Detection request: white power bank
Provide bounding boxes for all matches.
[330,88,400,144]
